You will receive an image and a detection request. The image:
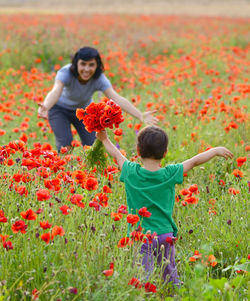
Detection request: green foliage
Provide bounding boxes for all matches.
[85,139,107,173]
[0,13,249,301]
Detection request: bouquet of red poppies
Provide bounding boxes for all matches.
[76,98,124,133]
[76,98,124,170]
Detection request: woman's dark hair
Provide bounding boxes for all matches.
[70,47,104,79]
[137,126,168,160]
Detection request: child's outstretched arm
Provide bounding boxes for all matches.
[96,130,127,170]
[182,147,233,173]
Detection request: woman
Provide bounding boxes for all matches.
[38,46,157,152]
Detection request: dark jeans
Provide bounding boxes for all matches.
[48,104,95,152]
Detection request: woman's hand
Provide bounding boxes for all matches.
[38,104,49,120]
[215,147,234,159]
[142,110,158,125]
[37,79,64,120]
[104,88,159,125]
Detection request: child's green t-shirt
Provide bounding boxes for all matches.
[120,160,183,237]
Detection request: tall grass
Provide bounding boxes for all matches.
[0,13,249,300]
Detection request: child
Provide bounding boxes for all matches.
[96,125,233,285]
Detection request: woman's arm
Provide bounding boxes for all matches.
[104,87,158,125]
[38,80,64,119]
[182,147,233,173]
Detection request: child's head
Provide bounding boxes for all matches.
[137,126,168,160]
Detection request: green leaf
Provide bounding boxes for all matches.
[209,277,227,291]
[230,275,246,287]
[240,258,246,264]
[222,265,233,272]
[232,262,250,273]
[86,139,107,172]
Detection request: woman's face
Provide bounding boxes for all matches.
[77,58,97,83]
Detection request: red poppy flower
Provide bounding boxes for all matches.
[60,205,72,215]
[102,185,112,193]
[11,220,28,234]
[93,193,109,207]
[236,157,247,167]
[12,173,22,182]
[143,232,157,244]
[130,230,145,242]
[113,128,123,136]
[0,234,9,244]
[89,201,100,211]
[144,282,157,293]
[21,158,40,170]
[0,210,7,223]
[228,187,240,195]
[184,196,199,204]
[0,216,7,223]
[0,129,6,136]
[188,184,199,193]
[51,226,65,239]
[3,240,13,251]
[20,209,37,220]
[69,287,78,295]
[8,141,19,151]
[36,167,50,179]
[19,132,28,143]
[32,288,39,300]
[232,169,243,178]
[36,208,43,214]
[85,176,98,191]
[166,237,174,245]
[7,158,15,166]
[72,170,86,184]
[138,207,152,218]
[206,254,217,267]
[70,194,85,208]
[117,205,128,214]
[40,221,52,229]
[70,194,83,203]
[16,185,28,196]
[41,232,51,244]
[179,188,190,196]
[111,212,123,221]
[118,237,133,248]
[71,140,81,147]
[36,189,51,201]
[76,108,85,121]
[128,277,142,289]
[189,250,202,262]
[77,99,124,133]
[219,179,225,186]
[103,262,114,277]
[126,214,140,226]
[21,173,34,183]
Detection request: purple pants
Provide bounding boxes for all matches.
[140,232,179,285]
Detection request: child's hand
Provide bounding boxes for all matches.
[96,130,108,141]
[216,147,233,159]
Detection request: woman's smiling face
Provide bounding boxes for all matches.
[77,58,97,83]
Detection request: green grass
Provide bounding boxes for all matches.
[0,13,249,301]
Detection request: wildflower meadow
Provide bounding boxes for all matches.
[0,13,249,300]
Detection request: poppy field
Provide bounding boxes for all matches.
[0,13,249,300]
